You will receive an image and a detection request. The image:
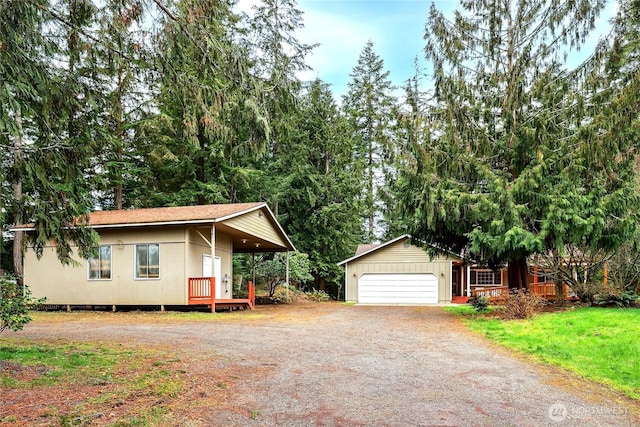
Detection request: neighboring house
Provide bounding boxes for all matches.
[338,235,509,304]
[14,203,295,311]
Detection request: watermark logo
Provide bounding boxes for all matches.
[547,403,628,423]
[548,403,568,422]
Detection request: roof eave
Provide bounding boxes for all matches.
[337,234,411,266]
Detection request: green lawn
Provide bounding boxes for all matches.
[446,306,640,399]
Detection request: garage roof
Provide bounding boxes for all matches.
[337,235,412,266]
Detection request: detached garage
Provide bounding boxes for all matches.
[338,235,458,304]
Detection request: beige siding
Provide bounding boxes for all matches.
[344,239,456,304]
[222,209,287,247]
[185,227,234,298]
[24,227,187,305]
[23,225,236,306]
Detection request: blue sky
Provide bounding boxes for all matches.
[238,0,617,100]
[295,0,453,98]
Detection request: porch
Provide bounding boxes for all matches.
[470,282,576,301]
[188,277,255,312]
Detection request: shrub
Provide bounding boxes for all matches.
[305,289,330,302]
[499,289,542,319]
[593,290,638,308]
[0,278,45,332]
[468,294,490,312]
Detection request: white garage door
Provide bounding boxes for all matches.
[358,273,439,304]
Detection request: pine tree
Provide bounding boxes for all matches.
[396,0,638,289]
[343,40,396,243]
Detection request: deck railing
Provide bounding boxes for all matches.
[188,277,255,311]
[472,286,510,300]
[188,277,215,303]
[248,280,255,309]
[528,282,573,299]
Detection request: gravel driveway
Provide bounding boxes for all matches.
[5,303,640,426]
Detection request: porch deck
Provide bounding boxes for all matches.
[470,282,576,301]
[188,277,255,312]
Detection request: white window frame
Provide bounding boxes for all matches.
[134,243,160,280]
[87,245,113,281]
[470,269,502,287]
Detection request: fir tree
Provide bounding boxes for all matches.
[396,0,638,289]
[343,40,397,243]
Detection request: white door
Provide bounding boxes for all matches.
[358,273,439,304]
[202,255,212,297]
[214,256,222,298]
[202,255,222,297]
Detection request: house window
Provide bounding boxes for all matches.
[135,244,160,279]
[470,269,502,286]
[88,245,112,280]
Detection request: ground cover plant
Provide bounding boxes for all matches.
[0,338,186,426]
[445,306,640,399]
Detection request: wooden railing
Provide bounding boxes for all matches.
[188,277,215,302]
[472,286,510,300]
[528,282,573,299]
[188,277,255,312]
[248,280,255,309]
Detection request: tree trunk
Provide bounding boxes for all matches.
[507,257,528,290]
[12,110,24,285]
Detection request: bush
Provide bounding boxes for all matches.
[468,294,490,312]
[499,289,542,319]
[0,279,45,332]
[305,289,330,302]
[593,290,638,308]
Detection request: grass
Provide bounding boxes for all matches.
[0,338,186,425]
[450,306,640,399]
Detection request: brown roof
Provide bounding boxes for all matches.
[15,203,265,229]
[355,243,380,256]
[87,202,264,226]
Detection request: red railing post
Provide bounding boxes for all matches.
[248,280,255,309]
[210,276,216,313]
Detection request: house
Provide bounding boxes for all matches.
[14,203,295,311]
[337,235,508,304]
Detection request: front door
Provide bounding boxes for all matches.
[202,255,222,297]
[214,256,222,298]
[452,267,461,296]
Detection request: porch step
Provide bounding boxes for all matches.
[213,299,253,311]
[451,296,469,304]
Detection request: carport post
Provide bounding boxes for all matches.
[466,265,471,296]
[286,251,290,292]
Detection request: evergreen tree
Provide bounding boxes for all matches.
[0,0,98,279]
[396,0,638,289]
[343,40,396,243]
[249,0,316,214]
[92,0,149,210]
[140,0,268,207]
[278,79,364,296]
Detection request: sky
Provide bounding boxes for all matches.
[237,0,618,100]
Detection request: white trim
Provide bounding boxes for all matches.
[449,260,453,301]
[134,243,161,281]
[9,203,297,252]
[344,264,349,301]
[87,245,113,281]
[337,235,410,266]
[215,203,267,222]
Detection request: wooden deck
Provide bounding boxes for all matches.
[188,277,255,312]
[470,283,576,301]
